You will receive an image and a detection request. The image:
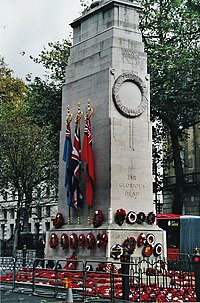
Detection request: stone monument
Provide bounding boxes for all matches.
[46,0,166,262]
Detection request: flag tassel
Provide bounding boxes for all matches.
[68,206,71,224]
[78,209,80,225]
[88,207,91,225]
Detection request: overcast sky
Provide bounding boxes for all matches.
[0,0,84,80]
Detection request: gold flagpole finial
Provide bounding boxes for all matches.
[75,102,83,123]
[85,99,94,120]
[66,105,73,124]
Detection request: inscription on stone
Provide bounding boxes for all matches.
[122,48,137,63]
[118,169,145,199]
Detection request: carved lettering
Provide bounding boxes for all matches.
[125,191,139,198]
[127,175,136,180]
[118,182,145,190]
[123,49,137,63]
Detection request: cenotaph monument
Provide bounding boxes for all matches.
[46,0,166,262]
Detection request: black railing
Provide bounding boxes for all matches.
[0,255,199,302]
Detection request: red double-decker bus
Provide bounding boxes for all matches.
[157,214,200,260]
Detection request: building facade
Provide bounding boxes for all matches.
[0,189,58,251]
[162,123,200,215]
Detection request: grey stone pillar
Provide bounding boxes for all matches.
[53,0,166,261]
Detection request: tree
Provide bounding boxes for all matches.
[0,57,57,256]
[26,78,62,157]
[28,39,72,157]
[0,56,27,109]
[1,116,56,256]
[128,0,200,213]
[29,39,72,86]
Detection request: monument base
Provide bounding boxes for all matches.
[46,223,166,267]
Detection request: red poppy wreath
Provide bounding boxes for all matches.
[52,212,64,229]
[86,232,96,250]
[50,233,58,249]
[60,233,69,249]
[92,210,104,228]
[123,237,136,254]
[97,233,108,248]
[69,233,78,249]
[78,234,86,247]
[115,208,126,226]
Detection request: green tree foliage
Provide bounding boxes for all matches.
[28,39,72,158]
[0,56,12,77]
[26,78,62,156]
[128,0,200,213]
[0,56,57,256]
[0,56,27,111]
[30,39,72,85]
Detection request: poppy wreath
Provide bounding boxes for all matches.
[126,211,137,224]
[100,233,108,247]
[146,233,156,246]
[50,233,59,249]
[97,233,108,248]
[146,211,156,225]
[52,212,64,229]
[153,243,163,257]
[136,212,146,224]
[69,233,78,249]
[123,237,136,255]
[78,233,86,247]
[60,233,69,249]
[92,210,104,228]
[64,252,77,270]
[110,244,123,259]
[142,244,153,257]
[86,232,96,249]
[115,208,126,226]
[137,233,146,247]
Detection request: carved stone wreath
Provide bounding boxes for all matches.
[112,73,147,118]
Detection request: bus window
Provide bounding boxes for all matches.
[168,227,179,248]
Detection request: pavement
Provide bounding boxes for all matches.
[0,289,65,303]
[0,284,110,303]
[0,289,110,303]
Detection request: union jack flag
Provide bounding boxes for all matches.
[70,123,82,210]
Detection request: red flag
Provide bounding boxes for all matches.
[82,119,94,209]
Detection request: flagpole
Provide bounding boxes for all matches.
[75,102,83,224]
[85,99,94,227]
[66,106,73,225]
[86,99,94,120]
